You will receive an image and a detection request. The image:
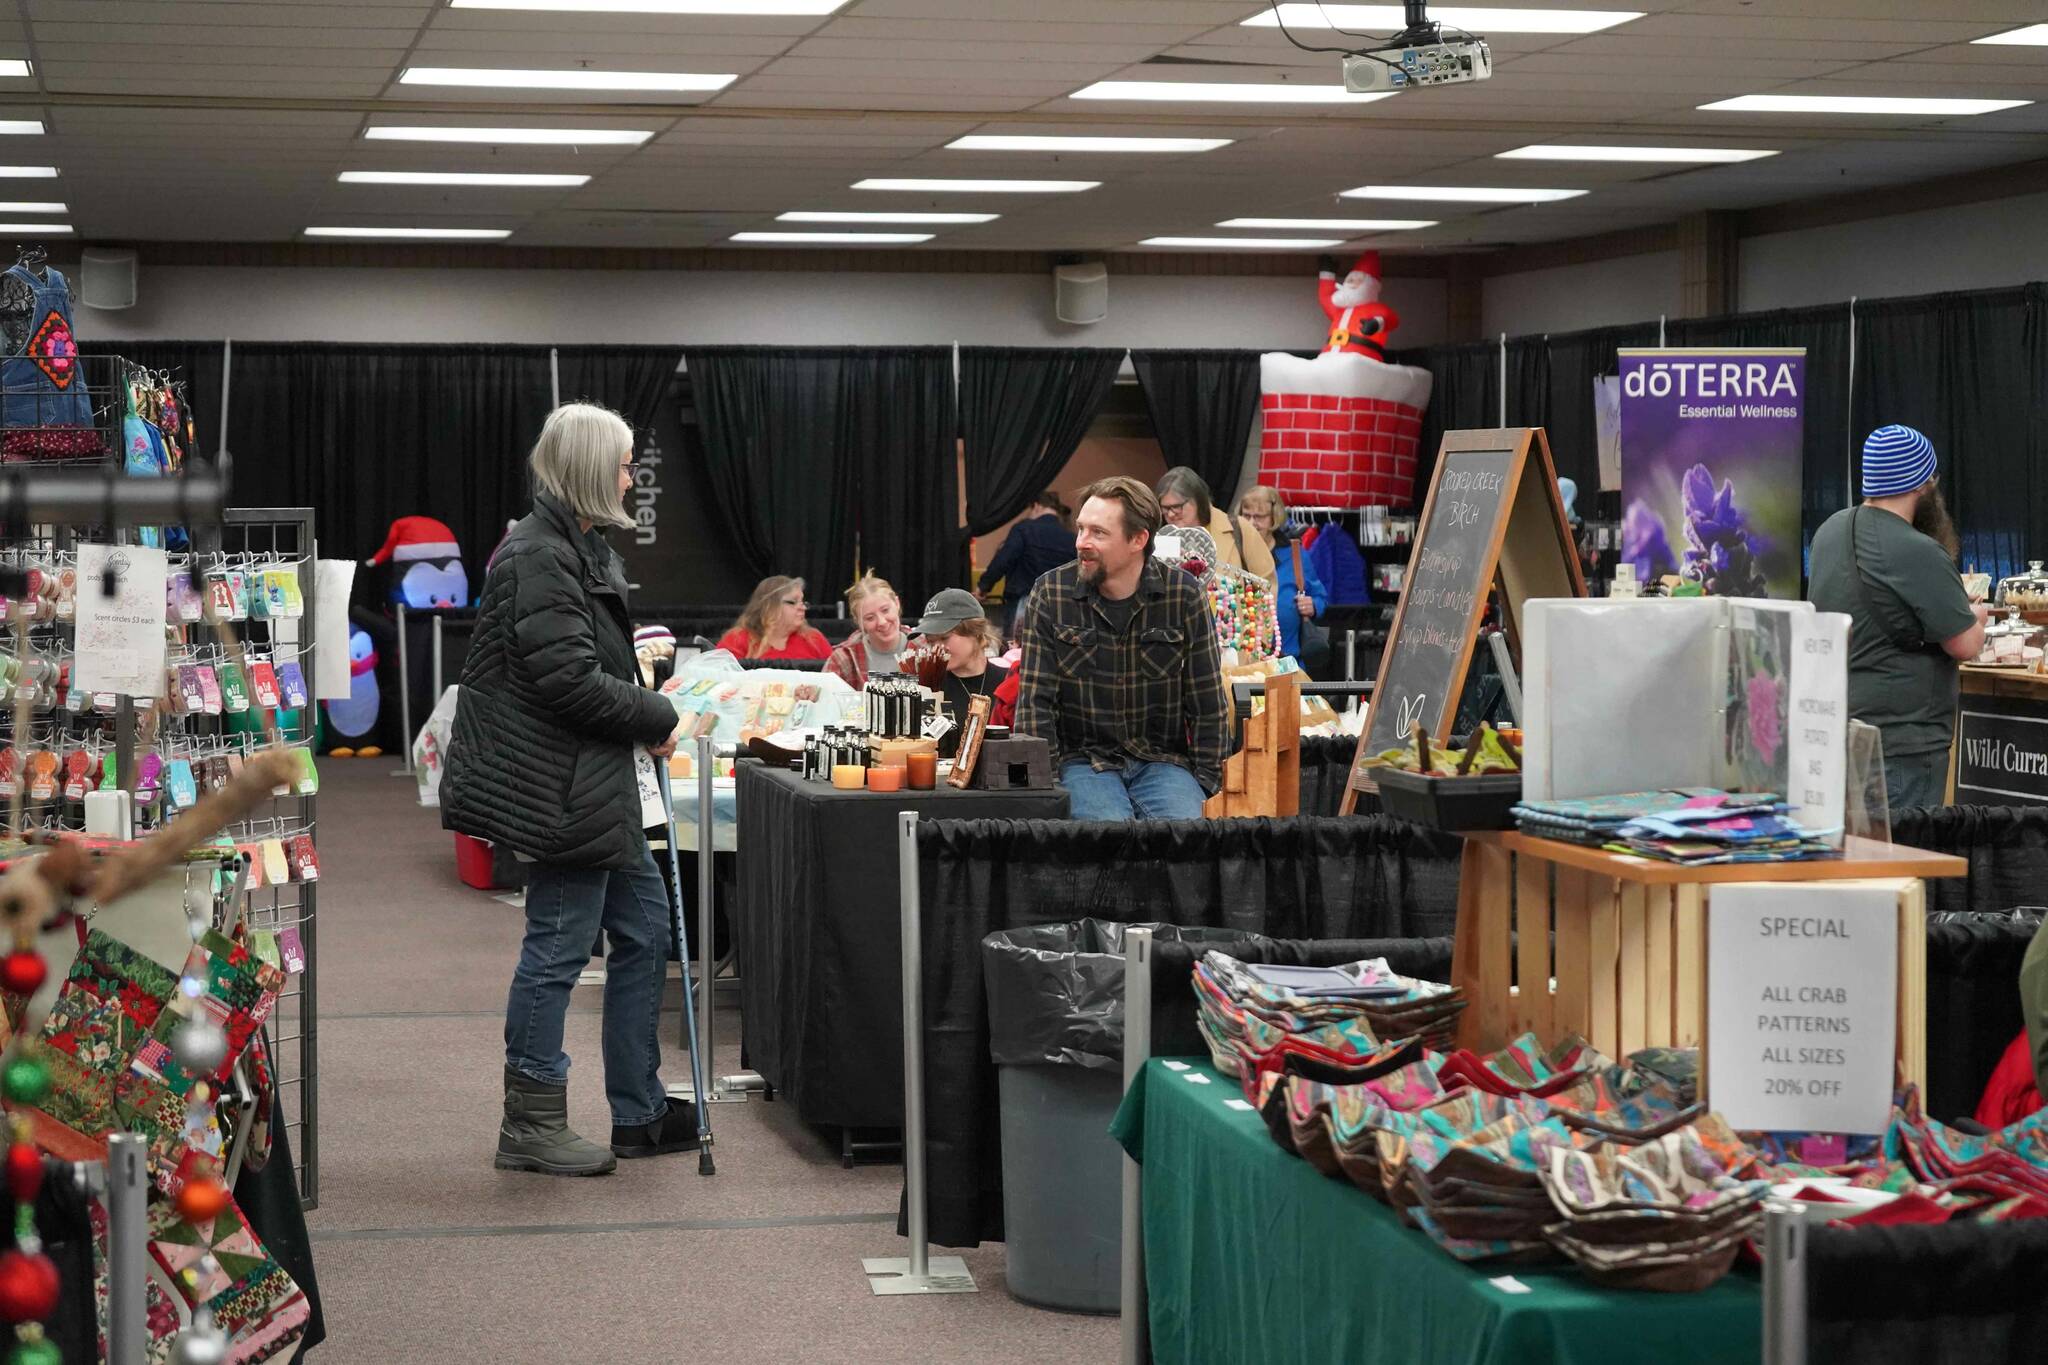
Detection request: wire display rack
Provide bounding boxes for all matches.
[211,507,320,1208]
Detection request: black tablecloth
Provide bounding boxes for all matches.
[735,760,1068,1129]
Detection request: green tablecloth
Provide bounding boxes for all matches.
[1110,1059,1762,1365]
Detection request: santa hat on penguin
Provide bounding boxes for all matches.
[365,515,469,610]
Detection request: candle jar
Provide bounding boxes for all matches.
[906,751,937,790]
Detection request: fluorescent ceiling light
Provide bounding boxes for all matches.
[1217,216,1433,230]
[0,223,68,234]
[1976,24,2048,45]
[400,67,735,92]
[853,177,1098,193]
[947,135,1230,153]
[304,226,513,239]
[339,170,590,187]
[0,62,29,79]
[0,203,63,214]
[1142,236,1343,249]
[1244,5,1640,35]
[1343,183,1585,203]
[450,0,844,11]
[1498,144,1776,163]
[732,231,933,243]
[0,168,57,179]
[1070,80,1391,105]
[0,122,42,136]
[1699,94,2030,116]
[366,126,652,146]
[778,210,996,224]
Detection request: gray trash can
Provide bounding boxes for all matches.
[982,920,1250,1313]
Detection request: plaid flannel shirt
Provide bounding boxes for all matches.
[1014,558,1228,795]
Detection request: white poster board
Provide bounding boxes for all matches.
[72,543,168,698]
[1706,882,1898,1135]
[312,559,357,700]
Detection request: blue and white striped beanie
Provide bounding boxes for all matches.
[1860,424,1937,499]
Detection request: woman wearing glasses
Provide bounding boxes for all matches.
[444,401,695,1177]
[1154,466,1275,583]
[716,576,833,661]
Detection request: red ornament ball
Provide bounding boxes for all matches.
[3,1144,38,1204]
[0,952,43,998]
[174,1178,231,1225]
[0,1250,58,1325]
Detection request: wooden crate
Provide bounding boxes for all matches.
[1450,833,1961,1096]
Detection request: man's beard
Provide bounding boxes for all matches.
[1913,483,1960,560]
[1077,556,1103,586]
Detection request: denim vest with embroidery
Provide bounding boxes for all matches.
[0,264,90,429]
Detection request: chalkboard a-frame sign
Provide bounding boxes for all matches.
[1343,427,1585,810]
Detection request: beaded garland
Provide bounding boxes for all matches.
[1206,570,1281,659]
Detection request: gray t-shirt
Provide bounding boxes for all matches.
[1807,505,1977,757]
[866,640,903,675]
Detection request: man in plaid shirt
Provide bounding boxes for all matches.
[1014,475,1227,820]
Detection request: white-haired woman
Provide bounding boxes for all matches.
[444,401,695,1178]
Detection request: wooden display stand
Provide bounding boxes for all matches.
[1205,672,1301,819]
[1343,428,1584,812]
[1450,833,1968,1095]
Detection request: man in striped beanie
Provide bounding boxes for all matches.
[1807,424,1988,810]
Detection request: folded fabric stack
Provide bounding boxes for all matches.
[1192,951,1467,1079]
[1511,788,1839,865]
[1540,1122,1771,1292]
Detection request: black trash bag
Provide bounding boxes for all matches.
[981,920,1258,1072]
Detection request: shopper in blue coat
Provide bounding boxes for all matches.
[1242,486,1330,664]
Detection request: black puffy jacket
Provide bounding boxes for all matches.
[442,493,677,869]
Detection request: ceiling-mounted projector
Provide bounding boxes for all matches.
[1333,0,1492,94]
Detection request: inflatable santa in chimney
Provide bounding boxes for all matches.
[1258,252,1433,510]
[1319,251,1399,359]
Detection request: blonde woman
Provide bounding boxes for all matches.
[825,571,907,689]
[715,575,832,661]
[443,401,694,1177]
[1238,484,1327,662]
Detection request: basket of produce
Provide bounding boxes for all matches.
[1365,723,1523,831]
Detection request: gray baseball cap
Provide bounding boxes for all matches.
[915,588,984,636]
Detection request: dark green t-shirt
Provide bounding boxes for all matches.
[1807,505,1977,756]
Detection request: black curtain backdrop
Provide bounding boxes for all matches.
[225,343,556,572]
[1531,323,1662,493]
[1131,349,1262,505]
[683,346,959,610]
[553,345,681,439]
[1390,339,1502,499]
[960,345,1122,535]
[1847,288,2042,582]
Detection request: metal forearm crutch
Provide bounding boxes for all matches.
[656,762,717,1176]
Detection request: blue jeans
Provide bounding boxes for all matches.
[505,851,672,1128]
[1884,749,1949,814]
[1060,759,1207,822]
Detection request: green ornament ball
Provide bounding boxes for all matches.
[0,1059,48,1107]
[8,1337,61,1365]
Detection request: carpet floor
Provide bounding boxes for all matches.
[302,761,1117,1363]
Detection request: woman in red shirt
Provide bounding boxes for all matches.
[716,576,832,661]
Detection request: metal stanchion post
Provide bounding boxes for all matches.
[391,602,414,776]
[1119,927,1153,1365]
[1762,1201,1808,1365]
[685,734,751,1105]
[431,611,444,702]
[1344,629,1358,704]
[862,811,976,1295]
[107,1133,149,1365]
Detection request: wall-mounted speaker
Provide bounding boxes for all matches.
[1054,261,1108,325]
[78,248,138,310]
